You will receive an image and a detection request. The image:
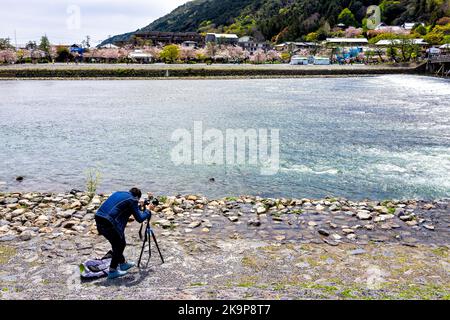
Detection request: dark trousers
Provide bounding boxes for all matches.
[95,216,126,270]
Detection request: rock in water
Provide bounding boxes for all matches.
[318,229,330,237]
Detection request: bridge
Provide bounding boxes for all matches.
[426,55,450,77]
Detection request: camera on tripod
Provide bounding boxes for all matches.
[143,197,160,208]
[138,195,164,267]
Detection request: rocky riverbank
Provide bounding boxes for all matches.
[0,192,449,299]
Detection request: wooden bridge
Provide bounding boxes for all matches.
[426,55,450,77]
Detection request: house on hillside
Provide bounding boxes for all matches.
[375,39,429,47]
[205,33,239,45]
[238,36,270,53]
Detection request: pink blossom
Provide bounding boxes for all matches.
[250,49,267,64]
[345,27,363,38]
[0,49,17,64]
[179,46,196,61]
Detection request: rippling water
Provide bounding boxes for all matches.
[0,75,449,200]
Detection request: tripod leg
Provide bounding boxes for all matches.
[151,231,165,264]
[138,237,147,268]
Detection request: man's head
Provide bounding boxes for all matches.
[129,187,142,199]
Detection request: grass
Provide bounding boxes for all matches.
[190,282,207,287]
[0,246,16,265]
[431,246,449,257]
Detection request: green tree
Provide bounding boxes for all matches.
[0,38,13,50]
[338,8,358,27]
[160,44,180,63]
[413,24,427,36]
[39,35,51,55]
[56,47,72,62]
[305,32,318,42]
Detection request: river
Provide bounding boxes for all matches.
[0,75,449,200]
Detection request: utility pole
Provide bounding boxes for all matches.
[14,30,17,50]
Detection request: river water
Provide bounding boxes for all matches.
[0,75,449,200]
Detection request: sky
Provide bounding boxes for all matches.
[0,0,189,46]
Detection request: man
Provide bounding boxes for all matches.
[95,188,154,279]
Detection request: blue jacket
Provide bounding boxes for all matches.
[95,191,151,235]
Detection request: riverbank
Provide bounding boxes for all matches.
[0,62,426,79]
[0,192,448,299]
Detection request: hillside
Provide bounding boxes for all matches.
[100,0,450,46]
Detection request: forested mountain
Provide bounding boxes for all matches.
[100,0,450,45]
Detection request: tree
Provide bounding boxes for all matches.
[39,35,51,57]
[25,41,37,50]
[56,47,71,62]
[0,49,17,64]
[0,38,13,50]
[160,44,180,63]
[413,24,427,36]
[338,8,358,27]
[305,32,318,42]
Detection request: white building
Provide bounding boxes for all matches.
[375,39,428,46]
[290,56,309,65]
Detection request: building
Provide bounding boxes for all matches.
[375,39,428,47]
[326,38,369,47]
[128,50,152,63]
[182,41,198,48]
[290,56,309,65]
[275,42,317,53]
[205,33,239,45]
[132,31,204,46]
[237,36,270,53]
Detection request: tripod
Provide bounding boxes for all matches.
[138,216,165,268]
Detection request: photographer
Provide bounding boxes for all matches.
[95,188,155,279]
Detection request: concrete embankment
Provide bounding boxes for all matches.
[0,63,426,79]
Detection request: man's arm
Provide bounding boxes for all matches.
[130,200,151,223]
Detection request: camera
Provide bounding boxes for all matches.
[143,197,160,207]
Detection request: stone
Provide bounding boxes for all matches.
[256,207,267,214]
[11,208,26,217]
[423,224,435,231]
[272,216,283,222]
[275,235,286,241]
[364,224,375,230]
[423,203,434,210]
[201,228,210,233]
[348,248,366,255]
[19,230,35,241]
[342,228,354,234]
[318,229,330,237]
[331,234,342,241]
[315,204,325,211]
[374,214,394,222]
[356,210,372,220]
[188,221,201,228]
[347,234,357,240]
[62,220,79,229]
[248,219,261,227]
[228,216,239,222]
[308,221,318,227]
[187,195,198,201]
[406,220,418,226]
[400,215,414,222]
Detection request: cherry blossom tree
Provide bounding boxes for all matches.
[0,49,17,64]
[266,50,281,62]
[250,49,267,64]
[345,27,363,38]
[143,46,161,60]
[179,46,196,61]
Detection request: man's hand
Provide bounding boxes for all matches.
[146,204,156,212]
